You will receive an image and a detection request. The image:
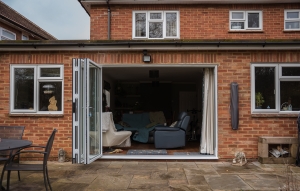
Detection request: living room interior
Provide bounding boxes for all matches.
[101,65,207,156]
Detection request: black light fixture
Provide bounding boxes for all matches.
[143,50,151,63]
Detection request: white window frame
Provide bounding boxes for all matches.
[251,63,300,114]
[284,9,300,30]
[0,28,16,40]
[132,10,180,39]
[10,64,64,114]
[229,11,263,31]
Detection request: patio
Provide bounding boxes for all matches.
[1,160,300,191]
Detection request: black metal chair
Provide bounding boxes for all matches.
[0,126,25,181]
[0,129,57,191]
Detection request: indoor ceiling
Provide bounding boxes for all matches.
[103,65,204,83]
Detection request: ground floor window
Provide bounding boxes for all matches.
[10,64,64,114]
[251,63,300,113]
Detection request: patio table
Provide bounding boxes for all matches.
[0,139,32,190]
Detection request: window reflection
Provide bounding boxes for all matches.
[14,68,34,109]
[255,67,275,109]
[280,81,300,111]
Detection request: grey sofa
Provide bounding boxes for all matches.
[153,112,190,149]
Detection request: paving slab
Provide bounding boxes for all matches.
[205,175,253,190]
[87,174,133,190]
[151,170,187,180]
[167,161,198,169]
[128,174,169,189]
[1,161,300,191]
[186,175,209,186]
[244,178,283,190]
[213,163,264,174]
[184,167,219,176]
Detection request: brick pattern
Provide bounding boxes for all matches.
[1,50,299,160]
[90,4,300,40]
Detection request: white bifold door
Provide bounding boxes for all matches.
[72,58,103,164]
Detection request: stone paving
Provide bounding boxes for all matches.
[1,161,300,191]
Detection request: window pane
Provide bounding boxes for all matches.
[39,82,62,111]
[255,67,275,109]
[135,13,146,37]
[150,13,162,19]
[285,21,300,29]
[149,22,163,38]
[14,68,34,109]
[40,68,60,77]
[280,81,300,111]
[248,13,259,28]
[287,12,299,19]
[232,12,244,19]
[2,30,15,39]
[231,22,245,29]
[166,13,177,37]
[282,67,300,76]
[22,35,28,40]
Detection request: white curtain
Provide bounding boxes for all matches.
[200,68,215,155]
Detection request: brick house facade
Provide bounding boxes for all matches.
[0,0,299,161]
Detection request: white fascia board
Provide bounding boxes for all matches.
[0,45,300,51]
[80,0,299,14]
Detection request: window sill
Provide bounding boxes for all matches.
[228,30,264,33]
[9,114,64,117]
[283,30,300,32]
[251,113,299,118]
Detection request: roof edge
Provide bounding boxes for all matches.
[0,40,300,51]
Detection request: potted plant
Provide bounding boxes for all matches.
[255,92,264,109]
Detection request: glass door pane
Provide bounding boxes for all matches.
[72,58,102,164]
[87,60,102,163]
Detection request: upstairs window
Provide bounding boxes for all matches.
[284,10,300,30]
[10,65,64,114]
[230,11,263,31]
[133,11,179,39]
[22,35,29,40]
[0,28,16,40]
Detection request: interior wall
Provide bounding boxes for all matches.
[172,83,197,119]
[140,82,172,119]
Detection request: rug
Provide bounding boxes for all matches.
[173,152,200,155]
[127,149,167,155]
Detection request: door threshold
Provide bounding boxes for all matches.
[100,155,218,160]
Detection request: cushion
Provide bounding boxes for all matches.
[146,122,158,128]
[170,121,177,127]
[118,121,131,127]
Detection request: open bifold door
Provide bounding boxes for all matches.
[72,58,103,164]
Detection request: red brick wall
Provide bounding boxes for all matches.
[1,50,299,160]
[90,3,300,40]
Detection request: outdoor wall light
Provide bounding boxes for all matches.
[143,50,151,63]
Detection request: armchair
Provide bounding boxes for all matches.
[153,112,190,149]
[102,112,132,148]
